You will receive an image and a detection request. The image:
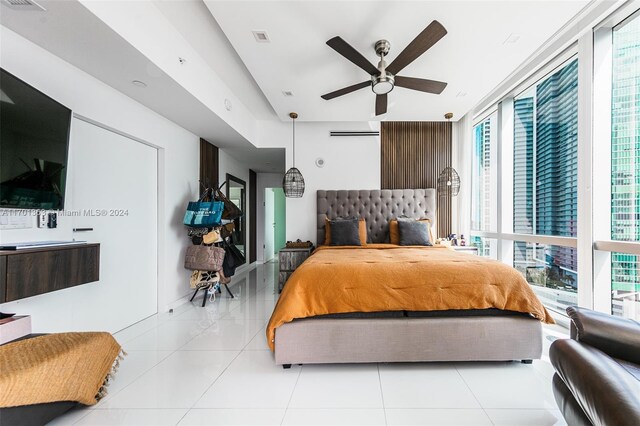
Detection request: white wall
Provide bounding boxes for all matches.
[0,26,201,329]
[260,121,381,243]
[256,173,285,262]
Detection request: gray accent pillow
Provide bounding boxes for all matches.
[330,218,361,246]
[398,219,432,246]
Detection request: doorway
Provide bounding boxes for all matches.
[264,187,286,262]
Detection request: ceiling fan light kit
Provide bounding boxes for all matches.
[321,20,448,116]
[372,74,394,95]
[372,39,394,95]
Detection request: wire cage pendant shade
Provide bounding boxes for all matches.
[283,112,305,198]
[437,166,460,197]
[283,167,305,197]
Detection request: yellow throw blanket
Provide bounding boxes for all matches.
[0,332,123,407]
[267,245,554,350]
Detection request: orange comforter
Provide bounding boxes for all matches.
[266,245,554,350]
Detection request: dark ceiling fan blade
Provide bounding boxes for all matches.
[395,76,447,94]
[326,36,379,75]
[321,81,371,100]
[375,93,387,116]
[386,20,447,75]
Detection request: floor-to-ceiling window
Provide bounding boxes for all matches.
[471,113,498,258]
[609,12,640,319]
[468,5,640,321]
[511,59,579,314]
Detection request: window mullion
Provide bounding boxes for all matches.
[576,29,596,310]
[592,25,614,313]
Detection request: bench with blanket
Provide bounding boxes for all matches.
[0,332,124,426]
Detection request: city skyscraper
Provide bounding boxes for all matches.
[472,116,493,232]
[535,60,578,241]
[512,59,579,312]
[536,60,578,279]
[611,15,640,318]
[513,97,534,270]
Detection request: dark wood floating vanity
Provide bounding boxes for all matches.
[0,244,100,303]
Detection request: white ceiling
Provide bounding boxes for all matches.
[205,0,590,122]
[151,0,277,120]
[0,0,284,173]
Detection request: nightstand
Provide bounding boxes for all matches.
[278,247,313,293]
[450,246,479,255]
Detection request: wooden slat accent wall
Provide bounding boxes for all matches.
[200,138,219,189]
[381,121,452,238]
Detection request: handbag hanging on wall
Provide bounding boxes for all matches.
[214,185,242,221]
[220,222,235,240]
[221,242,242,277]
[227,242,246,265]
[184,244,225,271]
[183,188,224,228]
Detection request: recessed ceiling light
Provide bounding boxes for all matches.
[503,33,521,44]
[131,80,147,88]
[282,90,294,97]
[252,31,270,43]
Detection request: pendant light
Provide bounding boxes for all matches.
[437,166,460,197]
[437,112,460,197]
[283,112,305,197]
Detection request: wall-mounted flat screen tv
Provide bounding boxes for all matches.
[1,68,71,210]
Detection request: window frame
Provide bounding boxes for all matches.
[471,111,499,233]
[592,7,640,316]
[471,54,581,317]
[468,2,640,321]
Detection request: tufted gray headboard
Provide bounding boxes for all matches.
[317,189,436,245]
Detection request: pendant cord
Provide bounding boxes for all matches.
[292,117,296,168]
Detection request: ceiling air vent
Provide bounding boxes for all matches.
[252,31,270,43]
[2,0,46,11]
[330,131,380,137]
[282,91,294,97]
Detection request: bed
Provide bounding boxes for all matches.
[267,189,553,367]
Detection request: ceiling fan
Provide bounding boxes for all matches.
[321,20,448,116]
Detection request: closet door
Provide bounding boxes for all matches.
[70,118,157,333]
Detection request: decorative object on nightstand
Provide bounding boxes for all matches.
[285,239,313,249]
[451,246,479,255]
[278,246,313,293]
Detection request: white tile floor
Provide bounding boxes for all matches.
[50,262,568,426]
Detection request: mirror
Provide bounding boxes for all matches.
[226,173,246,263]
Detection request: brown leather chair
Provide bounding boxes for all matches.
[550,306,640,426]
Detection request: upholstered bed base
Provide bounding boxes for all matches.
[285,188,544,366]
[274,316,543,365]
